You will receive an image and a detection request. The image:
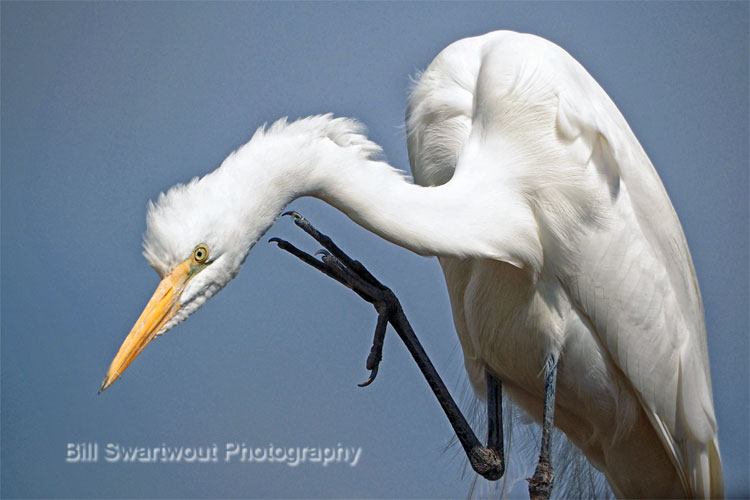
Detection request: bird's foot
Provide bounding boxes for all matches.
[357,305,387,387]
[271,213,505,483]
[527,457,554,500]
[271,213,393,386]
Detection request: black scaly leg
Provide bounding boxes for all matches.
[487,371,503,455]
[528,354,559,500]
[270,212,504,481]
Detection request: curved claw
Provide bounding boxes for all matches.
[358,365,379,387]
[315,249,332,258]
[282,210,303,220]
[268,237,284,245]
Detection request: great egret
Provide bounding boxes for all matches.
[100,31,723,498]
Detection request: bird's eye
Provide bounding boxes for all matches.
[193,244,209,264]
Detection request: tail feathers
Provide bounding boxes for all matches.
[710,438,724,498]
[674,435,724,499]
[644,405,724,499]
[679,434,724,499]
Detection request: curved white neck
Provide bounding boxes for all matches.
[217,117,537,267]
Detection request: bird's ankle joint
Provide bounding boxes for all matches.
[468,446,504,481]
[527,459,555,499]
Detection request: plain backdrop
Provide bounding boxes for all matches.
[2,2,748,498]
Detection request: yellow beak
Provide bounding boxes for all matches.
[99,259,193,393]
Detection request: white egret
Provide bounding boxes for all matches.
[100,31,723,498]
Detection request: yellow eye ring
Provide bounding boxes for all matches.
[193,244,209,264]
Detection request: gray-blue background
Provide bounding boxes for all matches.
[2,2,747,498]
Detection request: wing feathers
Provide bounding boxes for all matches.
[558,84,721,497]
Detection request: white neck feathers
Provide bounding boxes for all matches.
[144,115,541,277]
[238,115,531,264]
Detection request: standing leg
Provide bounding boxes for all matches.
[528,353,559,500]
[487,371,503,455]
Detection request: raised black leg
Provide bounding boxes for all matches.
[527,354,558,500]
[270,212,504,481]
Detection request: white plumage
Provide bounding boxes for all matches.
[102,31,723,498]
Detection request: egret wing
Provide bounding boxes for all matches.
[556,85,723,498]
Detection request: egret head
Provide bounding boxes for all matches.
[99,166,262,393]
[99,115,372,393]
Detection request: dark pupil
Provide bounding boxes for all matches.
[196,250,204,259]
